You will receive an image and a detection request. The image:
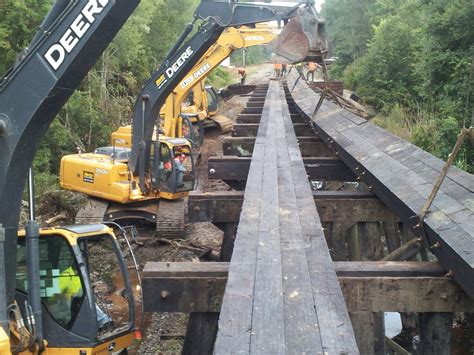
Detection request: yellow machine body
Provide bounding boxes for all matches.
[60,137,192,203]
[14,226,135,354]
[15,333,133,354]
[0,327,10,355]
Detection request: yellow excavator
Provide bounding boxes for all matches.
[13,225,136,354]
[112,25,279,148]
[61,7,324,237]
[169,25,279,135]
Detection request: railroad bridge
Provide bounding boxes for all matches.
[142,74,474,354]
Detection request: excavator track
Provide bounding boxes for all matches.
[209,114,233,133]
[75,198,109,225]
[76,197,186,239]
[155,199,186,238]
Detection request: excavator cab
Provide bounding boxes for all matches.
[155,139,196,198]
[14,225,135,352]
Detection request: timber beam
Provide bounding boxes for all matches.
[231,123,316,137]
[188,191,398,223]
[247,102,264,108]
[208,157,356,181]
[236,113,307,124]
[241,107,263,115]
[142,261,474,313]
[222,136,335,157]
[236,114,261,124]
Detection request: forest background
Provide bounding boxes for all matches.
[321,0,473,173]
[0,0,472,201]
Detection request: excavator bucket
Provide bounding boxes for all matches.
[270,7,328,64]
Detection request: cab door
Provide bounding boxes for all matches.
[182,115,204,147]
[205,85,219,114]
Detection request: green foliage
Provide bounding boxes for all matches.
[2,0,201,197]
[230,46,271,67]
[207,66,233,89]
[321,0,378,77]
[0,0,53,74]
[323,0,474,172]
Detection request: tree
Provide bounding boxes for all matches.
[0,0,52,74]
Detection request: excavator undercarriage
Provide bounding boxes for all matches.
[76,198,186,238]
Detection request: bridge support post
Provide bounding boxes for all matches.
[350,312,385,354]
[182,312,219,355]
[419,313,453,354]
[183,222,237,353]
[219,222,238,262]
[347,222,386,355]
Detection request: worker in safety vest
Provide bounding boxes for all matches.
[59,266,82,301]
[59,265,111,328]
[295,62,304,79]
[274,62,282,78]
[237,67,247,85]
[306,61,318,82]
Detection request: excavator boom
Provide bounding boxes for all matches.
[161,25,279,138]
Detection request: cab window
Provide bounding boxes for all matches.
[173,145,194,191]
[158,143,173,183]
[78,235,131,338]
[16,235,84,330]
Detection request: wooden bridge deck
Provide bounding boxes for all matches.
[289,74,474,298]
[142,78,474,354]
[213,80,358,354]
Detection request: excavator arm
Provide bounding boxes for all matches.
[161,25,279,138]
[0,0,140,330]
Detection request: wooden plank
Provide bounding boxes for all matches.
[274,86,322,352]
[182,313,219,355]
[232,123,316,137]
[248,83,285,353]
[419,313,453,354]
[289,72,474,299]
[188,191,398,224]
[231,123,259,137]
[383,221,401,253]
[280,83,359,353]
[340,277,474,312]
[241,107,263,114]
[220,223,238,262]
[315,197,398,223]
[188,191,244,223]
[335,261,445,277]
[213,86,269,353]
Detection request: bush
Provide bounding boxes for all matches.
[207,67,233,89]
